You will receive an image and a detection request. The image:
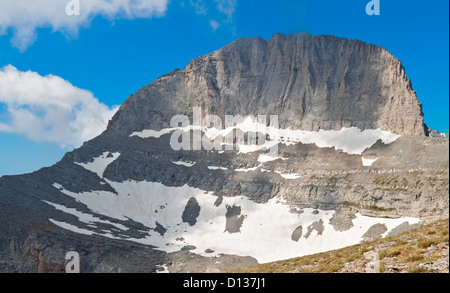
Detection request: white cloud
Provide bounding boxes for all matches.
[0,0,168,51]
[214,0,237,20]
[209,19,220,32]
[189,0,237,20]
[0,65,119,148]
[190,0,207,15]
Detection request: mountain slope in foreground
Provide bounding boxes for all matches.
[0,33,448,273]
[230,218,449,273]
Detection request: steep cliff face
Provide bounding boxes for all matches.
[0,33,446,273]
[109,33,426,136]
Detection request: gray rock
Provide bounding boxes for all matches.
[291,225,303,242]
[329,210,356,232]
[109,33,426,136]
[362,223,388,241]
[305,219,325,239]
[225,205,245,234]
[182,197,201,226]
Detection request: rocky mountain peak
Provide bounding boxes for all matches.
[109,33,426,136]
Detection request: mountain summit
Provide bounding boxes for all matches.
[0,33,447,273]
[109,33,426,137]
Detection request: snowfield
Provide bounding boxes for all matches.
[46,180,419,264]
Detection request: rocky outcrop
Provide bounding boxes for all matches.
[427,127,449,138]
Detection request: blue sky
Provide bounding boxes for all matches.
[0,0,448,176]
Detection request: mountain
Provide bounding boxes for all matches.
[110,32,426,136]
[0,33,448,273]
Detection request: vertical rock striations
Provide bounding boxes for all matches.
[109,33,426,136]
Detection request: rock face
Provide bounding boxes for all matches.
[110,33,426,136]
[0,33,447,273]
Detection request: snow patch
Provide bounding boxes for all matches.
[362,157,378,167]
[74,152,121,178]
[156,264,169,273]
[172,160,196,167]
[235,164,262,172]
[275,171,301,180]
[131,128,180,139]
[258,154,287,163]
[49,219,95,236]
[207,166,228,170]
[44,201,129,231]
